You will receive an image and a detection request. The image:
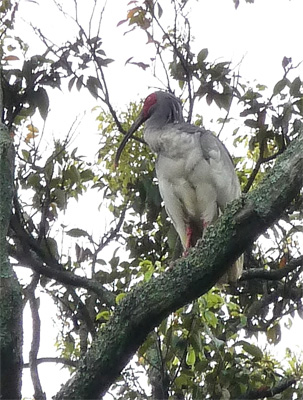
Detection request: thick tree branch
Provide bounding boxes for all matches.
[55,131,303,399]
[237,377,296,399]
[0,65,23,399]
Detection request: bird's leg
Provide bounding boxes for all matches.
[183,226,193,256]
[202,220,209,237]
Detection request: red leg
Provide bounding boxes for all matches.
[202,219,209,237]
[183,226,193,256]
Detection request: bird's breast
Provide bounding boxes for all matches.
[144,125,200,158]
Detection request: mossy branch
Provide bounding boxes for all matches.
[55,131,303,400]
[0,77,23,399]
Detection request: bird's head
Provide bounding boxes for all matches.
[115,91,183,167]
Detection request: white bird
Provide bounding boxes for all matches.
[116,91,243,282]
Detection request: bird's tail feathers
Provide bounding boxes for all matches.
[218,254,244,285]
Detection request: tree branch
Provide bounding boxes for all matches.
[55,131,303,399]
[243,148,284,193]
[11,248,115,306]
[241,255,303,281]
[23,357,79,369]
[0,62,23,399]
[237,377,296,399]
[28,274,46,400]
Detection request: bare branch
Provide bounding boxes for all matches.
[12,248,115,306]
[94,206,127,255]
[28,274,46,400]
[23,357,79,369]
[243,148,284,193]
[10,198,116,305]
[241,255,303,281]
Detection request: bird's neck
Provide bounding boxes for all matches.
[147,101,184,130]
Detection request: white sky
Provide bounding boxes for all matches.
[12,0,303,398]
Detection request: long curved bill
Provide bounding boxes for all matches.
[115,111,146,167]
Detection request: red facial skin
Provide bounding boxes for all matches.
[142,93,157,118]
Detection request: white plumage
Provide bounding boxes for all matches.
[116,91,243,282]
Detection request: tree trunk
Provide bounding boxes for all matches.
[0,121,23,399]
[53,129,302,399]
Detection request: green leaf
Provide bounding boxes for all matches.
[266,324,281,345]
[214,93,231,111]
[42,237,59,258]
[236,340,263,360]
[294,98,303,114]
[44,161,54,180]
[21,149,31,162]
[35,87,49,120]
[204,310,218,328]
[53,188,66,209]
[95,259,107,266]
[66,228,89,238]
[290,77,301,97]
[244,118,258,128]
[96,57,114,67]
[206,93,213,106]
[174,374,189,388]
[144,264,154,282]
[197,48,208,67]
[87,76,101,98]
[68,76,76,91]
[256,84,267,91]
[115,292,127,304]
[27,173,40,188]
[157,3,163,18]
[109,256,120,270]
[186,346,196,367]
[80,169,94,182]
[76,75,84,91]
[65,165,80,183]
[273,78,288,96]
[96,310,110,321]
[190,332,202,353]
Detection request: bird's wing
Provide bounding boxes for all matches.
[175,124,241,209]
[199,129,241,209]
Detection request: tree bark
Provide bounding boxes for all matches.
[0,121,23,399]
[55,130,303,400]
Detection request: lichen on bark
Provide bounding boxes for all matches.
[55,131,303,399]
[0,122,23,400]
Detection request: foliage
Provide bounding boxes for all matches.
[1,0,303,399]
